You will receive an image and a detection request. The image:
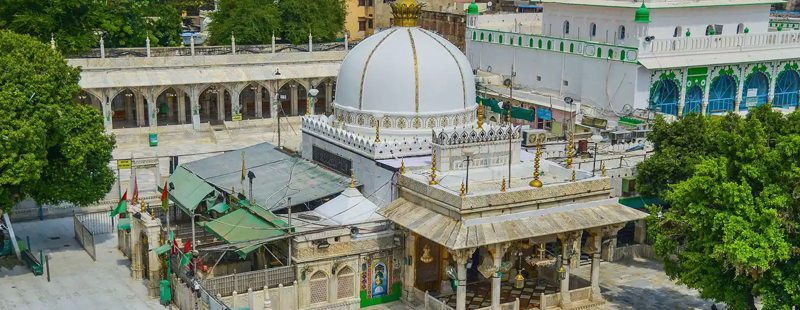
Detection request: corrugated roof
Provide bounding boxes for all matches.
[167,167,217,212]
[203,209,286,257]
[182,143,354,211]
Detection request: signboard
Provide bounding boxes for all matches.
[746,88,759,107]
[312,146,352,176]
[232,113,242,121]
[537,108,552,121]
[117,159,132,169]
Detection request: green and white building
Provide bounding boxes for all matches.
[465,0,800,117]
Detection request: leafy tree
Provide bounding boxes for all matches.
[208,0,281,45]
[0,31,116,214]
[279,0,346,45]
[0,0,106,53]
[642,106,800,309]
[101,0,184,48]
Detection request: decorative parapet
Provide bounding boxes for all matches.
[431,125,522,172]
[468,29,639,63]
[644,30,800,54]
[432,124,521,145]
[301,116,433,159]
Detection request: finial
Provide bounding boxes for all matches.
[400,159,406,174]
[350,173,355,188]
[390,0,424,27]
[529,140,543,188]
[429,149,438,185]
[232,186,235,195]
[600,162,606,177]
[460,182,466,197]
[141,203,145,213]
[501,177,506,192]
[50,34,55,50]
[477,101,484,129]
[566,132,574,169]
[571,169,576,182]
[375,123,381,142]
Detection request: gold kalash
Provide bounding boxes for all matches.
[390,0,425,27]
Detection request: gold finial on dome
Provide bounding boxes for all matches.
[391,0,424,27]
[400,159,406,174]
[477,101,484,129]
[351,172,356,188]
[429,149,438,185]
[530,140,543,188]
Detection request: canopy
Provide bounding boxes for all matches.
[151,243,171,255]
[208,202,230,214]
[117,218,131,230]
[167,167,217,213]
[203,209,286,258]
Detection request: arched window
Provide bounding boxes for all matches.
[472,32,476,40]
[705,25,714,35]
[619,25,626,40]
[740,72,769,111]
[309,271,329,304]
[518,36,522,45]
[337,266,355,300]
[589,23,597,37]
[547,40,552,50]
[564,21,570,35]
[538,40,543,48]
[620,50,626,61]
[480,33,485,41]
[530,38,534,47]
[608,49,614,59]
[489,34,493,42]
[684,86,704,115]
[708,75,736,114]
[649,79,680,115]
[499,35,503,44]
[674,26,682,37]
[737,23,745,34]
[569,43,574,53]
[559,42,564,51]
[774,70,800,107]
[596,47,602,58]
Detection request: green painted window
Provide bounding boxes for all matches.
[518,37,522,46]
[529,38,534,47]
[559,42,564,52]
[608,49,614,59]
[597,47,602,58]
[489,34,493,42]
[472,32,476,40]
[480,33,484,41]
[538,40,542,49]
[547,41,552,50]
[569,43,574,53]
[620,50,626,61]
[499,35,503,44]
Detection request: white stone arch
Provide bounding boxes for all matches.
[309,270,329,305]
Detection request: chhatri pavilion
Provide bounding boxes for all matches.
[298,1,648,310]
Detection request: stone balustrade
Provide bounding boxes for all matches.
[645,30,800,53]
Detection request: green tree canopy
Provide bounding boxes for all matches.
[0,30,116,214]
[279,0,346,45]
[641,106,800,309]
[207,0,281,45]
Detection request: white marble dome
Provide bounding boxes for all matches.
[334,27,476,118]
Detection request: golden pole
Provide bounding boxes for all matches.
[429,149,438,185]
[566,132,574,169]
[530,140,543,187]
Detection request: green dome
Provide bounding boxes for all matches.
[467,2,479,15]
[634,3,650,23]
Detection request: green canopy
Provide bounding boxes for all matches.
[203,209,286,258]
[208,202,230,214]
[167,167,217,213]
[618,196,667,209]
[151,243,171,255]
[117,218,131,230]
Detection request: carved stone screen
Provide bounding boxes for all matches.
[312,145,352,176]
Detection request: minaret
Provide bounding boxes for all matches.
[634,3,651,39]
[466,2,479,29]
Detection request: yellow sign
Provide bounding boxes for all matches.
[117,159,132,169]
[232,113,242,121]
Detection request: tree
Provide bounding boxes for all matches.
[0,0,107,53]
[0,31,116,214]
[207,0,281,45]
[279,0,346,45]
[641,106,800,310]
[100,0,184,48]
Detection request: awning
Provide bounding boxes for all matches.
[378,198,648,250]
[203,209,286,258]
[117,218,131,230]
[151,243,171,255]
[208,202,231,214]
[167,167,217,213]
[618,196,667,209]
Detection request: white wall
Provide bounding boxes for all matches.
[466,40,643,112]
[301,133,397,207]
[542,4,637,45]
[648,5,772,38]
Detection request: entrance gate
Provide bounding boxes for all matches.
[73,210,115,261]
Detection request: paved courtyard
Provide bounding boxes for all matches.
[572,258,725,310]
[0,218,163,310]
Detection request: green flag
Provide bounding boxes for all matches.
[179,252,191,266]
[110,191,128,217]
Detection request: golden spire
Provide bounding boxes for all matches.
[232,186,235,195]
[429,149,438,185]
[375,123,381,142]
[501,177,507,192]
[529,140,543,188]
[350,173,356,188]
[571,168,576,182]
[141,203,145,213]
[400,159,406,174]
[566,132,574,169]
[600,162,606,177]
[391,0,424,27]
[477,101,484,129]
[460,182,466,197]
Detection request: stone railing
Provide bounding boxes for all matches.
[203,265,296,297]
[569,287,592,302]
[301,115,434,159]
[469,29,639,63]
[423,291,455,310]
[540,293,559,309]
[66,41,357,59]
[220,283,298,310]
[645,30,800,53]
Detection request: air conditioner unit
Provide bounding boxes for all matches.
[621,177,636,196]
[522,129,548,147]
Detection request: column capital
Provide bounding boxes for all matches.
[558,230,582,244]
[448,248,476,265]
[601,224,626,237]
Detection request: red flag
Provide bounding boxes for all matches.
[183,238,192,254]
[161,181,169,202]
[131,174,139,205]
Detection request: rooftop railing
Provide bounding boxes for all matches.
[645,30,800,53]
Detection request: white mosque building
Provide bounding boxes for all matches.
[464,0,800,118]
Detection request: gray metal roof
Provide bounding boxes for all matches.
[182,143,356,211]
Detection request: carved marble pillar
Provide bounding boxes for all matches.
[569,231,582,269]
[492,243,510,310]
[270,91,279,118]
[558,231,581,307]
[255,85,263,118]
[634,219,647,244]
[290,83,299,116]
[584,230,603,301]
[136,92,146,126]
[125,93,134,121]
[144,88,158,129]
[404,233,417,299]
[217,90,225,121]
[177,89,186,124]
[600,224,625,262]
[702,75,710,116]
[450,248,476,310]
[678,68,688,116]
[100,89,113,131]
[325,81,333,113]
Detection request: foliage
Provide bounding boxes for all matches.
[0,0,183,53]
[279,0,346,45]
[207,0,280,45]
[641,105,800,309]
[0,31,116,214]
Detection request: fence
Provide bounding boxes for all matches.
[66,41,358,59]
[423,291,455,310]
[204,265,296,297]
[74,214,96,261]
[73,209,116,261]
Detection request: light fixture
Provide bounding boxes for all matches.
[420,243,434,263]
[514,250,525,288]
[557,265,566,281]
[317,240,330,249]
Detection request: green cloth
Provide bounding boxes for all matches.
[208,202,231,214]
[511,106,534,121]
[167,167,217,213]
[152,243,171,255]
[110,199,126,217]
[179,253,191,266]
[203,209,286,258]
[618,196,667,210]
[117,218,131,230]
